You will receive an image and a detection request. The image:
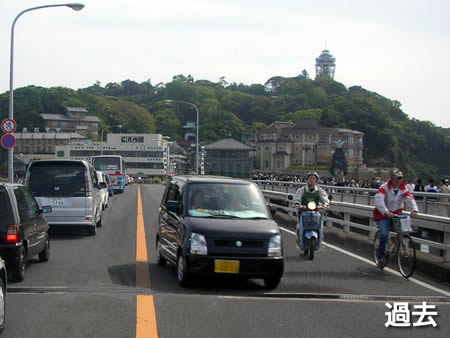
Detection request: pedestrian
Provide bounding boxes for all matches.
[438,179,450,217]
[413,178,425,200]
[406,179,415,192]
[425,179,438,202]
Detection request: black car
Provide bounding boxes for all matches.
[0,256,6,333]
[156,176,284,289]
[0,183,51,281]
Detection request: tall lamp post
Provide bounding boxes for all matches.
[165,100,200,174]
[100,125,122,155]
[8,3,85,182]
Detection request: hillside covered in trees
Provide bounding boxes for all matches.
[0,74,448,179]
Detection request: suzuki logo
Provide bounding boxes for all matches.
[235,241,243,247]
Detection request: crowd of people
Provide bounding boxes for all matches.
[251,171,450,200]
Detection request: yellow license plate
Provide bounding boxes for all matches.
[214,260,240,274]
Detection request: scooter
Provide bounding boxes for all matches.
[296,201,324,260]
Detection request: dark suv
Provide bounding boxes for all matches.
[0,183,51,281]
[156,176,284,289]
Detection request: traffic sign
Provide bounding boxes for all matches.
[1,133,16,149]
[1,118,17,134]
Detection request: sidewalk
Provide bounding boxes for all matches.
[275,212,450,286]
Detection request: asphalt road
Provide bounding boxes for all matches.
[3,184,449,338]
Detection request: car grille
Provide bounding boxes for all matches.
[208,238,267,257]
[213,239,265,248]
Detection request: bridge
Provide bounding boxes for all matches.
[3,184,449,337]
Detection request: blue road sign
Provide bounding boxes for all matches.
[1,133,16,149]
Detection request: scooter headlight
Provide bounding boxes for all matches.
[307,201,317,210]
[268,235,282,257]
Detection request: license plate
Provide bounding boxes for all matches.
[49,199,68,206]
[215,260,240,274]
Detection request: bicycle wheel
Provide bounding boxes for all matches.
[397,234,416,278]
[373,230,389,269]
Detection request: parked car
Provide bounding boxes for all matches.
[0,256,6,333]
[0,183,52,282]
[25,160,106,236]
[105,174,114,197]
[96,171,109,211]
[156,176,284,289]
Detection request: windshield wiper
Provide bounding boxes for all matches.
[245,217,269,220]
[205,214,240,219]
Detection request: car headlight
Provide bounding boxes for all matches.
[268,235,282,257]
[190,233,208,255]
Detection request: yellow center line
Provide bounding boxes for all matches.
[136,185,159,338]
[137,295,159,338]
[136,185,150,288]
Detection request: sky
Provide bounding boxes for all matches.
[1,0,449,128]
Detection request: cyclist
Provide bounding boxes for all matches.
[293,171,329,249]
[374,170,419,264]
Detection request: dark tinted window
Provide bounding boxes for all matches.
[22,187,40,217]
[13,187,31,222]
[0,187,10,217]
[28,162,86,197]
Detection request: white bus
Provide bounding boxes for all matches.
[91,155,126,193]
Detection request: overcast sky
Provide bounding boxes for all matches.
[1,0,449,128]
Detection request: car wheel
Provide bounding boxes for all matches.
[96,214,102,228]
[38,237,50,262]
[263,276,281,290]
[177,254,190,287]
[156,237,167,267]
[0,277,5,333]
[87,225,97,236]
[12,246,26,282]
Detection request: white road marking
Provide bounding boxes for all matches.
[280,226,450,297]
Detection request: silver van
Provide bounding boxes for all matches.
[25,160,106,236]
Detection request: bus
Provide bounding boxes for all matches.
[91,155,126,193]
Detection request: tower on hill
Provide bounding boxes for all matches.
[315,49,336,79]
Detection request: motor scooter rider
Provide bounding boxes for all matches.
[293,171,329,249]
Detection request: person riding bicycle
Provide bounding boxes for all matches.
[293,171,329,249]
[374,170,419,264]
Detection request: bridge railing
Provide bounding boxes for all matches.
[260,187,450,263]
[254,180,450,218]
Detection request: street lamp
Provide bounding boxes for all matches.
[8,3,85,183]
[100,124,122,155]
[165,100,199,174]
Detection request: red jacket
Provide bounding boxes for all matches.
[374,180,418,221]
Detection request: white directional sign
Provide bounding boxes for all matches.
[1,118,16,134]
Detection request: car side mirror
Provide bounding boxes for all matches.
[268,204,277,217]
[98,182,107,189]
[40,206,52,214]
[167,200,180,213]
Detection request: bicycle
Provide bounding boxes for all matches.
[373,214,417,278]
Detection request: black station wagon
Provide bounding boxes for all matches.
[0,183,51,281]
[156,176,284,289]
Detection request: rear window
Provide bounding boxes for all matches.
[28,162,87,197]
[0,187,9,217]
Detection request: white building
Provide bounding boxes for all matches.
[55,133,171,177]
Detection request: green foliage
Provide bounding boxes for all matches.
[1,76,448,178]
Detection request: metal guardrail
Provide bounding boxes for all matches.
[254,180,450,218]
[261,188,450,262]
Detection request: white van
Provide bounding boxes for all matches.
[25,160,105,236]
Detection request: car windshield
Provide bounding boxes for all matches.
[28,163,86,197]
[187,182,269,219]
[92,157,120,170]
